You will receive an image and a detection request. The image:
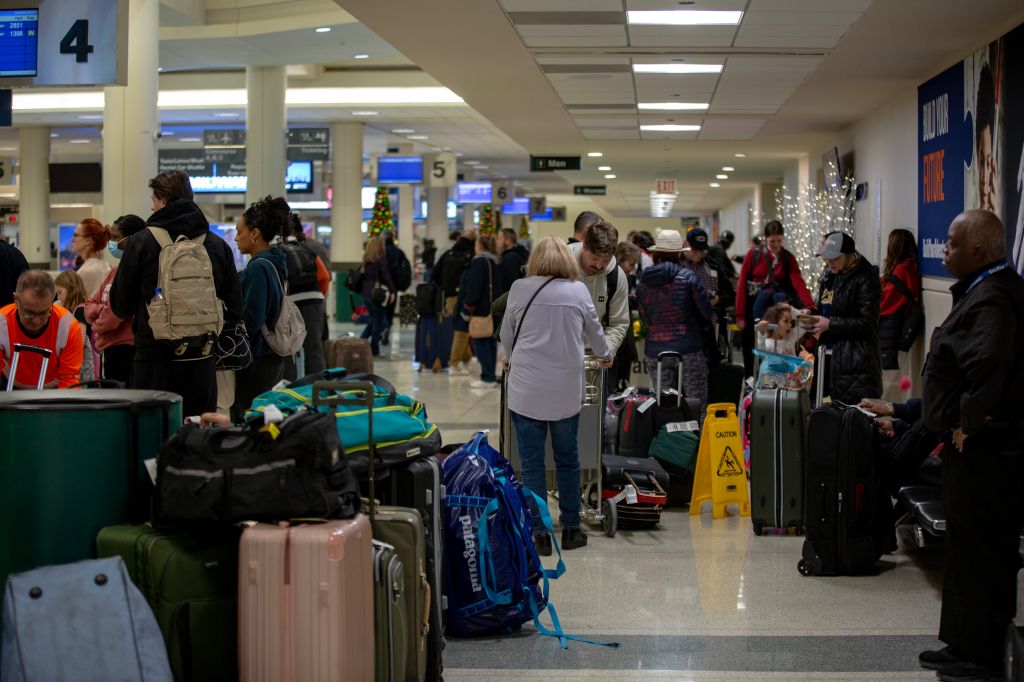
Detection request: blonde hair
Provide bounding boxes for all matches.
[362,236,385,264]
[55,270,87,310]
[526,236,579,280]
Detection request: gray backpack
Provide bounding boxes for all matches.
[146,227,224,355]
[259,260,307,357]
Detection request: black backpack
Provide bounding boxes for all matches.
[280,241,319,294]
[388,247,413,292]
[440,250,472,295]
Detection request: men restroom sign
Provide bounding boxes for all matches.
[530,155,581,172]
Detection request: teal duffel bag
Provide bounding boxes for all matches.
[246,382,441,467]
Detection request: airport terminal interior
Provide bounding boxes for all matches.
[3,0,1024,679]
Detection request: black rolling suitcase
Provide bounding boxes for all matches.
[385,457,445,681]
[798,403,891,576]
[617,351,700,458]
[601,454,669,528]
[749,388,809,535]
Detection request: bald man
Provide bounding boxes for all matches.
[918,210,1024,681]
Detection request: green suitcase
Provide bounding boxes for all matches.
[0,390,181,595]
[373,506,430,682]
[374,539,410,682]
[96,524,240,682]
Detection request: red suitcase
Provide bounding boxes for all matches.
[238,518,374,682]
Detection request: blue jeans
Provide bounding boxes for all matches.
[752,288,789,321]
[360,300,389,355]
[511,411,582,529]
[473,337,497,382]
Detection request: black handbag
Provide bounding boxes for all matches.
[885,275,924,352]
[214,319,253,371]
[153,408,360,526]
[345,267,365,293]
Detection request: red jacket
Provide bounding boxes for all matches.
[84,267,135,352]
[0,303,83,388]
[736,247,815,319]
[879,259,921,318]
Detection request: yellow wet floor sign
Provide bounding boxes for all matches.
[690,402,751,519]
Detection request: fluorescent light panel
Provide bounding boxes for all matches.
[638,102,709,111]
[587,152,603,157]
[722,166,734,171]
[598,166,611,171]
[627,10,742,25]
[716,174,728,179]
[632,63,723,74]
[640,124,701,132]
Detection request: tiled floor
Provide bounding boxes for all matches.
[344,324,945,681]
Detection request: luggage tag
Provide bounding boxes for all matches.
[625,485,638,505]
[637,397,657,413]
[666,421,699,433]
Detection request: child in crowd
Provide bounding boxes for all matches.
[758,303,800,355]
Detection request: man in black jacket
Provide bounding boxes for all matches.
[111,170,244,416]
[0,239,28,307]
[430,230,476,372]
[917,210,1024,682]
[497,228,528,293]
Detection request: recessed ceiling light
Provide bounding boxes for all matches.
[604,174,616,179]
[633,63,723,74]
[587,152,603,157]
[598,166,611,171]
[716,174,728,179]
[464,160,480,165]
[442,147,451,151]
[455,152,464,157]
[476,165,489,169]
[638,102,709,111]
[179,137,201,142]
[212,112,239,118]
[68,139,91,144]
[315,27,331,33]
[734,153,747,158]
[640,124,701,132]
[722,166,734,171]
[353,54,369,60]
[49,133,58,138]
[627,10,742,25]
[77,114,103,120]
[351,110,378,116]
[709,182,721,188]
[432,147,442,151]
[407,135,429,140]
[391,128,414,134]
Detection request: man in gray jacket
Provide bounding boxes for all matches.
[568,220,629,356]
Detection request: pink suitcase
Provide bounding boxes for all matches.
[239,518,374,682]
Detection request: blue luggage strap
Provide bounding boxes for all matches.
[475,465,619,649]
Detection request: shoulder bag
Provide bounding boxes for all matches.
[885,274,924,351]
[259,259,307,356]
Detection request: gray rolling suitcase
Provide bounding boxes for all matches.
[749,387,809,535]
[373,540,409,682]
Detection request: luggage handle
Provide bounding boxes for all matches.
[7,343,53,391]
[311,380,377,522]
[656,350,683,407]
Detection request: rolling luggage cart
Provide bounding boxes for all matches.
[501,355,621,537]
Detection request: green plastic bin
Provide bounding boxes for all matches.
[0,389,182,592]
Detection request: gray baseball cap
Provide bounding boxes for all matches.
[816,231,856,259]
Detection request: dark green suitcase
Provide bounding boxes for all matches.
[373,506,429,682]
[374,539,410,682]
[749,388,809,535]
[96,524,240,682]
[0,390,181,595]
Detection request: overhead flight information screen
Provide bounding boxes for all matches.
[0,9,39,77]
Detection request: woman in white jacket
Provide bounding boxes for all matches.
[499,236,612,555]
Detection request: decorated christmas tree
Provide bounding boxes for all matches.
[478,204,496,236]
[368,187,395,236]
[518,216,530,240]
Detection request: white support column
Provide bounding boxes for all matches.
[102,0,159,222]
[426,186,449,245]
[245,66,287,206]
[329,121,364,266]
[397,185,414,260]
[17,127,50,268]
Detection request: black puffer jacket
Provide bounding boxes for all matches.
[818,255,882,404]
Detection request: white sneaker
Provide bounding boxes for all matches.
[448,363,470,376]
[470,380,497,389]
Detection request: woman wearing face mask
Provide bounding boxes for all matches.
[232,195,290,421]
[72,218,112,298]
[735,220,815,376]
[84,215,146,387]
[802,231,882,404]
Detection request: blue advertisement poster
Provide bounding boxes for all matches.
[918,22,1024,278]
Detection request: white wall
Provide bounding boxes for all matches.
[718,189,755,253]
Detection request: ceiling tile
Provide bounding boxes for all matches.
[628,25,740,47]
[747,0,872,12]
[698,117,767,139]
[740,10,862,26]
[581,130,641,139]
[500,0,624,10]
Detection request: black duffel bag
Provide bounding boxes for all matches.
[154,408,360,526]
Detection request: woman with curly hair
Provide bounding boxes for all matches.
[72,218,111,297]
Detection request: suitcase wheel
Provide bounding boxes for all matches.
[1005,623,1024,682]
[797,559,812,577]
[752,522,765,536]
[602,499,617,538]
